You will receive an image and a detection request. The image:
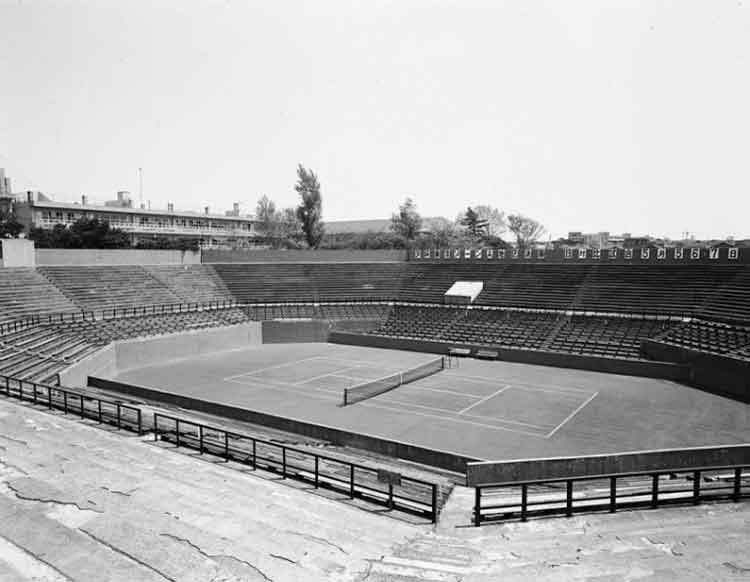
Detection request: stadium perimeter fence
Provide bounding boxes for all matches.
[153,412,439,522]
[0,374,143,434]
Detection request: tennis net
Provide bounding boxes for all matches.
[343,357,445,406]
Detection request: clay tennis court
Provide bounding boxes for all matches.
[112,343,750,462]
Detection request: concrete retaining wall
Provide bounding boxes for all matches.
[116,322,262,372]
[466,444,750,486]
[261,320,330,343]
[1,239,36,267]
[87,376,475,472]
[330,331,689,381]
[59,343,117,387]
[36,249,201,266]
[202,249,406,263]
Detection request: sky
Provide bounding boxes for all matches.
[1,1,749,240]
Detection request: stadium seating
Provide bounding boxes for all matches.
[39,266,182,312]
[145,265,235,304]
[0,268,79,323]
[213,263,404,304]
[650,319,750,358]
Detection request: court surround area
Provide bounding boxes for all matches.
[112,343,750,463]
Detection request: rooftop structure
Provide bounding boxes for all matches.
[14,191,262,249]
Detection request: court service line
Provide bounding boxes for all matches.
[293,366,365,386]
[448,373,593,395]
[373,393,548,430]
[226,375,547,437]
[358,399,549,438]
[402,384,486,399]
[457,385,512,415]
[545,391,600,438]
[222,356,324,381]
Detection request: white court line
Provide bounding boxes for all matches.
[400,384,486,399]
[225,374,548,437]
[292,366,364,386]
[449,373,593,395]
[222,356,324,381]
[545,391,600,438]
[457,385,512,415]
[358,399,548,438]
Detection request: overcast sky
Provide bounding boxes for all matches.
[1,1,748,239]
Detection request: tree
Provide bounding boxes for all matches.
[0,209,24,238]
[473,205,506,237]
[459,206,489,238]
[255,195,278,237]
[28,217,130,249]
[507,214,546,249]
[390,197,422,240]
[294,164,324,248]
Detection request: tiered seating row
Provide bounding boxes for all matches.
[145,265,235,304]
[212,263,405,304]
[0,268,79,323]
[369,306,678,359]
[39,266,182,312]
[654,320,750,357]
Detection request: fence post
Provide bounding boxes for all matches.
[116,404,121,429]
[693,471,701,505]
[98,400,102,423]
[137,409,142,435]
[388,483,394,509]
[431,484,438,524]
[252,439,256,470]
[651,474,659,508]
[79,394,85,419]
[566,481,573,517]
[314,456,319,488]
[474,487,481,526]
[350,465,355,498]
[175,419,180,448]
[224,432,229,461]
[521,484,528,522]
[282,448,287,479]
[199,426,204,454]
[734,468,742,501]
[610,477,617,513]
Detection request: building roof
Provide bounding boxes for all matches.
[22,199,257,223]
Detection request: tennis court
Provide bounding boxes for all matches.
[112,343,750,462]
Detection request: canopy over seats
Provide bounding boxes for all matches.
[444,281,483,305]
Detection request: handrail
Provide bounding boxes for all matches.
[472,466,748,525]
[153,412,439,522]
[0,374,142,434]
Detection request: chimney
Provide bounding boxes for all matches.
[81,195,88,205]
[167,202,174,213]
[233,202,239,214]
[204,206,210,215]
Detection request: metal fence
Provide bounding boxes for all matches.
[0,374,143,434]
[473,466,749,525]
[153,412,438,522]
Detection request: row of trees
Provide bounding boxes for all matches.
[390,197,546,250]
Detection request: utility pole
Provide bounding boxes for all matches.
[138,167,143,208]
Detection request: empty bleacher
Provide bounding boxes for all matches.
[213,262,405,303]
[145,265,235,304]
[39,266,182,312]
[651,320,750,358]
[0,268,79,324]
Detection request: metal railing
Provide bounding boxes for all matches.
[473,466,749,525]
[0,374,143,434]
[153,412,439,522]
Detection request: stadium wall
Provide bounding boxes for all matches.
[116,322,262,372]
[466,444,750,486]
[59,343,117,387]
[36,248,201,266]
[86,375,475,472]
[641,339,750,403]
[261,320,330,343]
[329,331,689,381]
[202,249,407,263]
